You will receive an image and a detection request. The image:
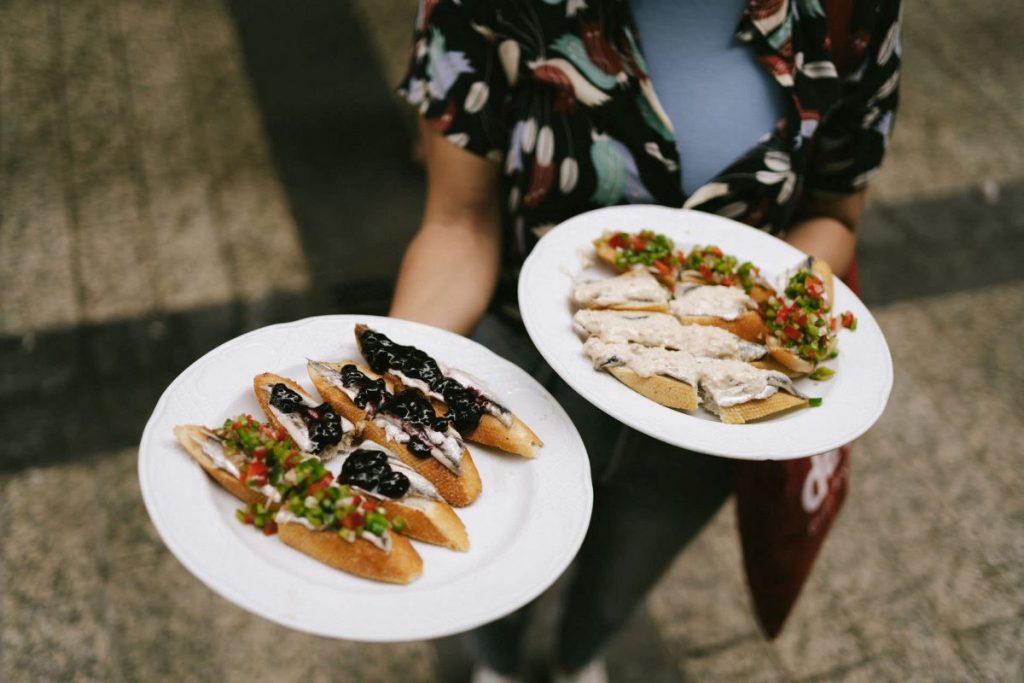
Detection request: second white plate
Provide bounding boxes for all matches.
[518,205,893,460]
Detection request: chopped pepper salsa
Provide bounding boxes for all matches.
[216,414,406,543]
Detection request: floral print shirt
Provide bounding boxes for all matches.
[399,0,901,268]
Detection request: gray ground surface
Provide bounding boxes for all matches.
[1,1,1022,682]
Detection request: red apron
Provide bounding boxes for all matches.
[733,259,860,638]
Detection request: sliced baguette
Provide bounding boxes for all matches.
[174,425,264,506]
[461,412,543,459]
[253,372,353,459]
[606,366,699,410]
[276,522,422,584]
[308,359,482,507]
[594,236,676,287]
[675,310,768,343]
[376,497,468,551]
[354,324,542,458]
[715,391,808,424]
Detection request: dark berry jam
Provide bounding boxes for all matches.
[359,328,489,432]
[340,364,386,411]
[340,448,410,499]
[268,382,343,454]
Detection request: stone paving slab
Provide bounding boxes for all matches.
[646,282,1024,682]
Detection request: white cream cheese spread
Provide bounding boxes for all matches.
[671,284,756,321]
[574,309,765,361]
[573,269,669,309]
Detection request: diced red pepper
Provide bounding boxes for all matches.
[262,520,278,535]
[361,499,379,511]
[652,259,671,275]
[721,276,734,287]
[609,233,629,249]
[351,495,363,507]
[631,235,646,251]
[708,245,723,257]
[342,512,365,530]
[841,311,856,328]
[307,474,333,494]
[251,446,268,461]
[784,325,802,341]
[699,264,712,281]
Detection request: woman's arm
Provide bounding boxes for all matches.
[389,120,503,335]
[785,190,866,278]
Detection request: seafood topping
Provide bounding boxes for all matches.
[340,449,411,499]
[268,383,344,454]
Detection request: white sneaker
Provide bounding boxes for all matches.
[553,658,608,683]
[470,663,521,683]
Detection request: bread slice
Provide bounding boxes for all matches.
[606,366,699,410]
[765,335,815,376]
[572,269,670,313]
[353,324,542,459]
[277,523,422,585]
[377,498,469,551]
[594,237,676,287]
[461,413,543,459]
[675,310,768,343]
[175,424,424,583]
[173,425,264,506]
[308,359,482,508]
[716,392,808,424]
[253,372,353,459]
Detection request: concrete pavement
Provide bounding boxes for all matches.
[1,1,1022,681]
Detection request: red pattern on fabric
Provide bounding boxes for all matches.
[524,161,555,209]
[748,0,787,20]
[429,99,457,133]
[581,21,625,75]
[531,64,576,97]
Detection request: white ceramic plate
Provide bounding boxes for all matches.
[518,205,893,460]
[138,315,592,641]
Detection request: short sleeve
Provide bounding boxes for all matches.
[805,1,902,194]
[397,0,509,162]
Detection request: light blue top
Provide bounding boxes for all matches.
[631,0,786,195]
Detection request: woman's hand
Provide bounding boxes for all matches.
[785,190,866,278]
[389,120,503,335]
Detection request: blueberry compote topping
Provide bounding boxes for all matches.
[359,328,498,433]
[340,449,411,499]
[339,363,454,461]
[340,364,387,411]
[268,383,343,454]
[381,390,451,460]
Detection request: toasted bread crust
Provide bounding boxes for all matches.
[675,310,768,343]
[277,523,423,584]
[463,413,543,458]
[308,360,482,508]
[378,498,469,551]
[359,418,482,507]
[765,336,815,375]
[253,373,310,435]
[606,366,699,411]
[352,325,541,459]
[593,236,675,287]
[718,392,808,424]
[174,425,264,505]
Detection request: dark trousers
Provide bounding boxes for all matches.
[468,315,733,674]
